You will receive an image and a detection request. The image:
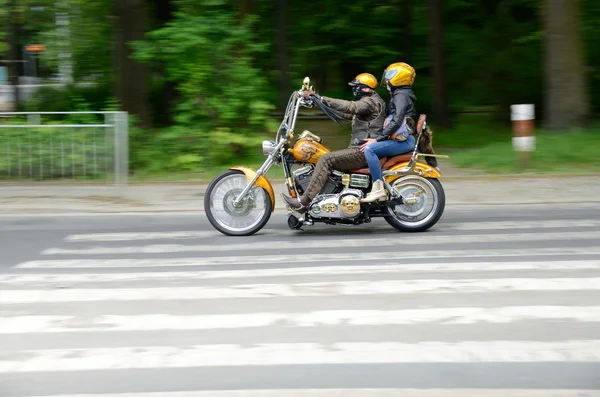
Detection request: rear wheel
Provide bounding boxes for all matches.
[384,175,445,232]
[204,170,273,236]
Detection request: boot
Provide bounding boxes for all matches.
[361,179,387,203]
[281,194,309,213]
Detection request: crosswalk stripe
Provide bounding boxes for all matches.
[41,231,600,256]
[22,389,600,397]
[61,219,600,242]
[2,278,600,304]
[3,260,599,283]
[17,247,600,269]
[2,340,600,372]
[64,230,233,242]
[2,306,600,333]
[442,219,600,230]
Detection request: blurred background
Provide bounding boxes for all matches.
[0,0,598,184]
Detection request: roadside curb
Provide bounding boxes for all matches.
[1,172,599,188]
[1,175,597,188]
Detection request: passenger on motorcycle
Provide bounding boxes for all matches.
[360,62,418,203]
[281,72,387,212]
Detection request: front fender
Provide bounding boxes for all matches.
[230,166,275,212]
[383,161,442,183]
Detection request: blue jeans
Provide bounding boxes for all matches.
[363,135,416,181]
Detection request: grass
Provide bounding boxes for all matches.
[446,129,600,175]
[435,114,600,174]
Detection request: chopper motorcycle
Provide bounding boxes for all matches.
[204,77,448,236]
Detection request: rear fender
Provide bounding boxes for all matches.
[230,166,275,212]
[383,161,442,184]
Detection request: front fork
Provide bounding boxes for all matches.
[232,140,289,208]
[232,157,274,207]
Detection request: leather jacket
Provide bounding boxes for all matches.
[377,86,417,142]
[321,92,387,148]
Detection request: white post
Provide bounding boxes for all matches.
[510,104,535,167]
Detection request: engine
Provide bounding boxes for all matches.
[291,165,369,220]
[308,189,364,219]
[293,166,343,196]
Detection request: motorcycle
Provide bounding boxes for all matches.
[204,77,448,236]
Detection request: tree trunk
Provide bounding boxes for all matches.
[113,0,151,128]
[542,0,589,131]
[238,0,256,20]
[427,0,450,128]
[276,0,291,110]
[155,0,173,24]
[7,0,21,110]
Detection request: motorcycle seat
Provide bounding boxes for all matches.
[350,152,414,174]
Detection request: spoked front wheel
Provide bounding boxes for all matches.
[204,170,273,236]
[384,175,445,232]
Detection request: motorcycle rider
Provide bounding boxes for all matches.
[281,72,387,212]
[360,62,418,203]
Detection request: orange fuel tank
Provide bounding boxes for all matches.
[290,139,330,164]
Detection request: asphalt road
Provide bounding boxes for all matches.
[1,204,600,396]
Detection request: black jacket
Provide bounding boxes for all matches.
[377,86,417,142]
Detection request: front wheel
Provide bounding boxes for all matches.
[204,170,273,236]
[384,175,445,232]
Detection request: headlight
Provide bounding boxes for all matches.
[262,140,277,156]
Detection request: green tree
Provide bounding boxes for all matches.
[129,0,275,169]
[132,1,273,130]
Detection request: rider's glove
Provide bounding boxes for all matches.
[302,90,318,100]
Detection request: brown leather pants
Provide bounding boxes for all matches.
[300,147,367,203]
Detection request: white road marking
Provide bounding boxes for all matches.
[4,260,600,283]
[23,389,600,397]
[2,306,600,333]
[64,230,231,242]
[443,219,600,231]
[17,247,600,269]
[41,231,600,256]
[2,340,600,372]
[2,278,599,304]
[61,219,600,241]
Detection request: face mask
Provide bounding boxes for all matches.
[353,86,372,99]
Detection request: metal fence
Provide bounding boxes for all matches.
[0,111,128,186]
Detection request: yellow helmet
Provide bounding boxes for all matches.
[380,62,416,87]
[348,73,378,89]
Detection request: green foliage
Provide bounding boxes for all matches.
[128,124,205,173]
[127,2,277,171]
[22,83,117,118]
[132,7,274,130]
[205,127,268,166]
